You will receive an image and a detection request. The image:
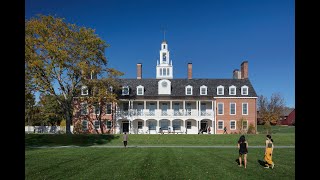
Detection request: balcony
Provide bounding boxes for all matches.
[116,109,214,119]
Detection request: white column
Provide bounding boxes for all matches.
[144,101,146,110]
[183,101,185,115]
[170,101,172,110]
[214,100,217,134]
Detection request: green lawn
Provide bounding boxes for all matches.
[26,147,294,180]
[257,125,295,134]
[25,125,295,179]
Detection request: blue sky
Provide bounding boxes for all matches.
[26,0,295,108]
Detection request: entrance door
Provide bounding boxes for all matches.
[200,121,208,133]
[122,121,129,133]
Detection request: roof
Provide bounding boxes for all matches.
[116,78,257,99]
[281,108,295,116]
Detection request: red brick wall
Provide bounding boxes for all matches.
[215,98,256,134]
[72,98,115,134]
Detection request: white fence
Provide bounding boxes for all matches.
[25,126,74,134]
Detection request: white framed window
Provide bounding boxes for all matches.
[82,120,88,130]
[80,103,88,115]
[230,103,236,115]
[81,86,88,95]
[242,120,248,130]
[217,103,224,115]
[167,68,170,75]
[242,103,248,115]
[138,121,143,129]
[122,86,129,95]
[229,85,236,95]
[218,120,224,130]
[94,103,100,115]
[137,85,144,95]
[217,85,224,95]
[106,103,112,114]
[200,85,207,95]
[94,120,100,129]
[163,68,167,76]
[241,86,249,95]
[105,120,112,129]
[185,85,193,95]
[230,120,236,130]
[160,68,162,76]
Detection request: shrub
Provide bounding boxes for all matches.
[247,123,256,134]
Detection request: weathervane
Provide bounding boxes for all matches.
[161,25,167,41]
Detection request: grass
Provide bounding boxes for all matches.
[257,125,295,134]
[26,147,295,180]
[25,125,295,179]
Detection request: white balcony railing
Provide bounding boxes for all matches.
[116,109,214,118]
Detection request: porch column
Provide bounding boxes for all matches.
[183,101,185,115]
[144,101,146,110]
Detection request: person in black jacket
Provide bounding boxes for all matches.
[237,135,248,168]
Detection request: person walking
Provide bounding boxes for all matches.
[264,134,275,169]
[223,126,228,134]
[237,135,248,168]
[123,132,128,148]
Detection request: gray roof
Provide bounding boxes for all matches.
[281,108,295,116]
[116,78,257,99]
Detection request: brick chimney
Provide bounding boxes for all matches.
[137,63,142,79]
[233,69,241,79]
[241,61,248,79]
[187,63,192,79]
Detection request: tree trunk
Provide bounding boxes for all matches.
[66,110,72,134]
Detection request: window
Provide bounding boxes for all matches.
[160,68,162,76]
[217,85,224,95]
[149,121,156,130]
[163,68,167,76]
[82,120,88,130]
[137,85,144,95]
[106,103,112,114]
[81,86,88,95]
[94,120,100,129]
[242,120,248,130]
[230,120,236,130]
[218,120,224,130]
[241,86,249,95]
[138,121,143,129]
[94,103,100,115]
[185,85,193,95]
[229,85,236,95]
[242,103,248,115]
[230,103,236,115]
[163,45,166,49]
[167,68,170,76]
[200,85,207,95]
[106,120,112,129]
[81,103,88,115]
[122,86,129,95]
[173,121,181,130]
[187,121,192,129]
[218,103,224,115]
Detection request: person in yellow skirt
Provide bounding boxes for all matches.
[264,134,275,169]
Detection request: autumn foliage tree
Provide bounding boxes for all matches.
[25,15,122,134]
[257,93,285,134]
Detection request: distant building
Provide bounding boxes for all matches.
[73,40,258,134]
[280,108,295,126]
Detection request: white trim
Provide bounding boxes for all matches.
[200,85,207,95]
[137,85,144,95]
[229,85,236,95]
[185,85,193,95]
[214,97,257,99]
[241,86,249,95]
[217,85,224,95]
[230,120,236,130]
[106,103,112,115]
[217,102,224,115]
[94,103,100,115]
[217,120,224,130]
[242,120,248,130]
[230,102,236,115]
[242,103,249,115]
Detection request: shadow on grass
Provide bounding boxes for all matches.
[25,134,120,147]
[258,159,266,167]
[235,159,244,166]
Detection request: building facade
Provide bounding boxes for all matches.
[73,40,258,134]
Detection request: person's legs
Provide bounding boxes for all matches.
[239,154,242,167]
[244,154,247,168]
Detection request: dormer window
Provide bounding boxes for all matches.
[241,86,249,95]
[81,86,88,95]
[229,85,236,95]
[122,86,129,95]
[137,85,144,95]
[200,85,207,95]
[217,85,224,95]
[185,85,193,95]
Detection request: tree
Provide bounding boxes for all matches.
[257,93,285,134]
[38,94,65,126]
[25,15,122,134]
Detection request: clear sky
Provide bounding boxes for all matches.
[26,0,295,108]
